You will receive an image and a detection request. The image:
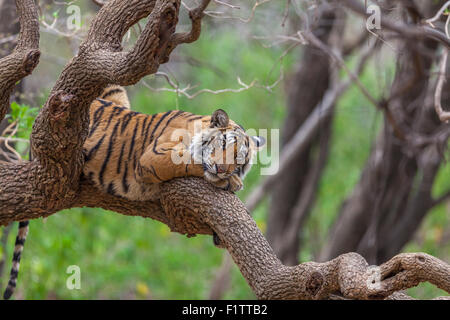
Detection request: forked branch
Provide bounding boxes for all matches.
[156,178,450,300]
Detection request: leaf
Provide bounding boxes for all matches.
[136,282,150,296]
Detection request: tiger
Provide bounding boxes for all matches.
[3,85,266,299]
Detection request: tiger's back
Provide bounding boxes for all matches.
[84,98,160,200]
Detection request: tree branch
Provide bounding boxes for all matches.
[156,178,450,300]
[434,49,450,122]
[0,0,40,122]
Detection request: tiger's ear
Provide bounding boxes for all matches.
[251,136,266,149]
[210,109,229,128]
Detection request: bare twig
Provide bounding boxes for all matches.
[213,0,240,10]
[434,50,450,122]
[302,31,407,139]
[0,137,29,144]
[1,121,22,162]
[425,1,450,39]
[0,35,17,45]
[142,71,283,99]
[204,0,272,22]
[341,0,450,48]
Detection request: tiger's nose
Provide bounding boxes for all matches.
[216,164,227,174]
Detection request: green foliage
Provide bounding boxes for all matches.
[8,102,39,140]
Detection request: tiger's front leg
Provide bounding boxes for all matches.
[205,173,243,192]
[137,141,204,184]
[137,141,243,192]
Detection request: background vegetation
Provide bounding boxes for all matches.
[0,0,448,299]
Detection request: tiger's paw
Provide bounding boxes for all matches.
[204,173,243,192]
[227,175,243,192]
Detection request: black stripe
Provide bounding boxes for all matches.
[122,164,129,193]
[85,133,106,162]
[121,113,133,134]
[15,238,25,246]
[141,116,148,138]
[141,114,156,152]
[4,287,13,300]
[150,165,163,181]
[9,269,18,278]
[99,121,120,186]
[12,252,21,262]
[107,182,116,196]
[102,88,123,99]
[152,110,184,155]
[105,107,123,130]
[88,106,105,138]
[97,99,113,107]
[187,115,203,122]
[117,143,126,174]
[18,221,29,228]
[147,111,172,147]
[128,118,140,161]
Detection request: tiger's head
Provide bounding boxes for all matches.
[190,109,266,183]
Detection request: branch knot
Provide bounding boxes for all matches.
[22,49,40,74]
